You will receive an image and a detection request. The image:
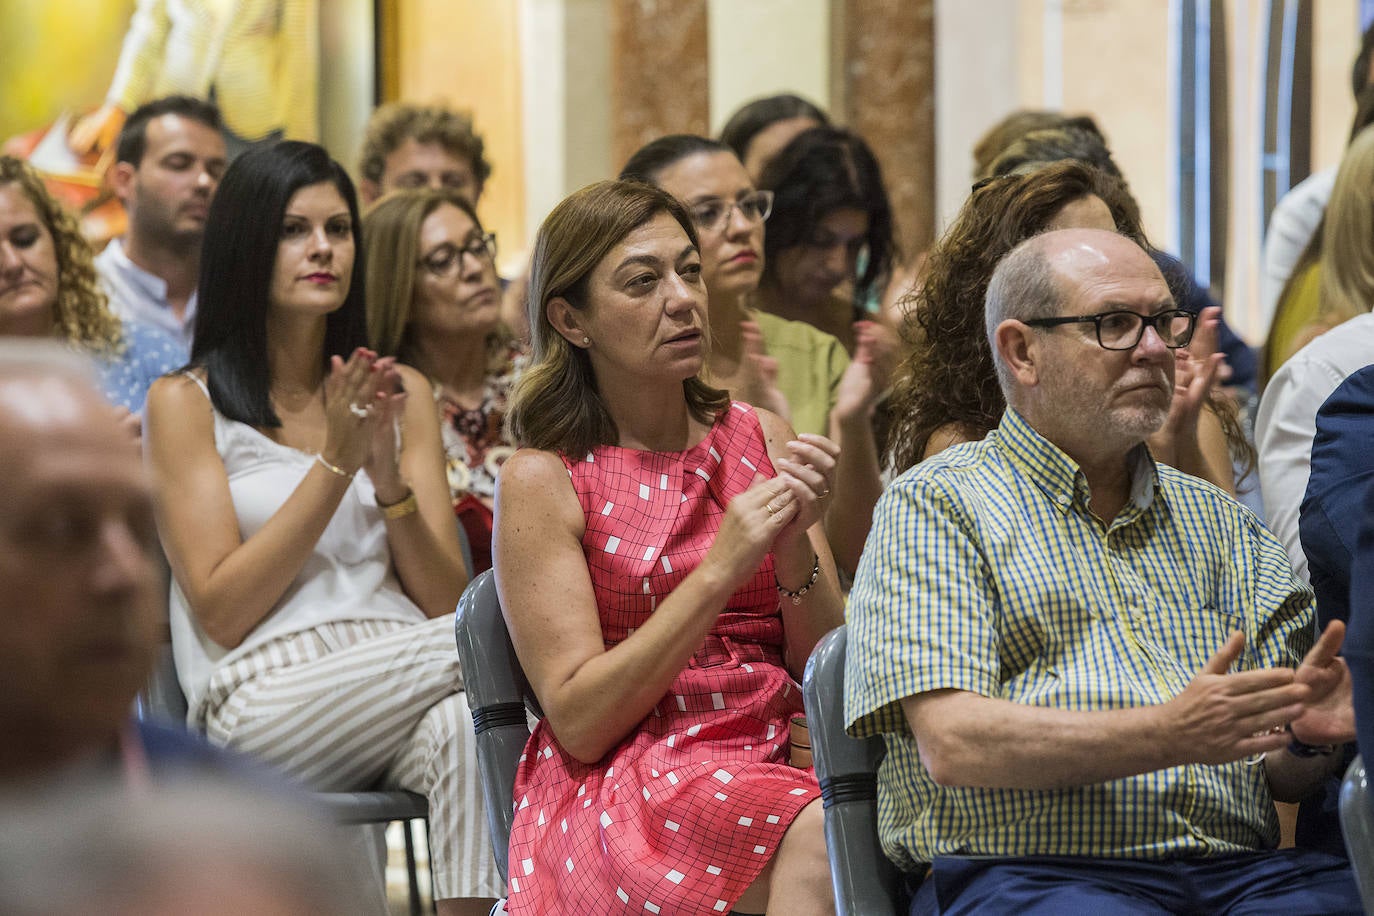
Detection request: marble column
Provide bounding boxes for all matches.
[610,0,711,170]
[837,0,936,254]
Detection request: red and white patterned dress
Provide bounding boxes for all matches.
[504,401,820,915]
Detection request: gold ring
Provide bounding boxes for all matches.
[819,489,831,498]
[766,502,777,516]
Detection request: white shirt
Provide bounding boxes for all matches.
[95,237,196,354]
[1258,168,1336,331]
[170,376,424,718]
[1254,311,1374,582]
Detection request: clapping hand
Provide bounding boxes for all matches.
[321,348,397,476]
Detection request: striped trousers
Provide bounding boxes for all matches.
[201,614,503,900]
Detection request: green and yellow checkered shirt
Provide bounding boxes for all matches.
[845,409,1313,873]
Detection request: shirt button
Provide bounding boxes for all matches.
[1056,494,1070,506]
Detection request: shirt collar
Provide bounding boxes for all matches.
[994,408,1162,521]
[102,238,170,302]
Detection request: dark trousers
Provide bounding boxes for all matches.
[910,849,1360,915]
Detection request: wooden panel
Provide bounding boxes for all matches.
[610,0,710,171]
[838,0,936,253]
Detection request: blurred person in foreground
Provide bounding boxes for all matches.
[0,779,367,915]
[0,341,247,786]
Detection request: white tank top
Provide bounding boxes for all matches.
[170,374,426,714]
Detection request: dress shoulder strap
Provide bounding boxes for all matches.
[180,370,212,401]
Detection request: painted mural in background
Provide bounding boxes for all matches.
[0,0,319,243]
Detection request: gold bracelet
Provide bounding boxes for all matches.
[378,488,418,520]
[314,453,354,480]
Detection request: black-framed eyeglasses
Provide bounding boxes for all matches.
[418,232,497,277]
[1022,308,1198,350]
[689,190,774,233]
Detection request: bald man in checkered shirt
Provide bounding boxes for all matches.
[846,229,1359,915]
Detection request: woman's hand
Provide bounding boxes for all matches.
[705,474,801,589]
[771,434,840,553]
[321,348,390,474]
[361,357,409,502]
[832,320,897,424]
[738,319,791,421]
[1148,306,1226,466]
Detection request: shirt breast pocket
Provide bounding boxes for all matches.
[1170,605,1246,673]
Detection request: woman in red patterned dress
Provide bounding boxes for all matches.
[495,180,843,915]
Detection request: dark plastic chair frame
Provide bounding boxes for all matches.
[454,568,538,886]
[1338,754,1374,914]
[801,624,905,915]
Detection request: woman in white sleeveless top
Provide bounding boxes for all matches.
[144,141,500,915]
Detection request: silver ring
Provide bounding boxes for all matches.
[348,402,373,419]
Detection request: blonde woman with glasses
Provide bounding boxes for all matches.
[365,189,524,574]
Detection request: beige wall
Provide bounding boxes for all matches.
[707,0,833,134]
[933,0,1361,341]
[394,0,526,275]
[383,0,1363,333]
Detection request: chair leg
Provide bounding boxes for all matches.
[423,817,436,915]
[404,819,422,916]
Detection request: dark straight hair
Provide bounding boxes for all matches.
[115,95,223,167]
[718,94,830,162]
[619,134,733,185]
[758,126,895,303]
[190,141,367,427]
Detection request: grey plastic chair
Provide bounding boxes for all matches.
[802,624,905,916]
[454,568,540,885]
[139,631,433,914]
[1339,755,1374,914]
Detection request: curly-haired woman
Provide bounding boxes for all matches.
[886,160,1248,492]
[0,155,180,417]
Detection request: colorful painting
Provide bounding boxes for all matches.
[1,0,324,242]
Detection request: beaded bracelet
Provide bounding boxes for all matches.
[314,453,354,481]
[1285,724,1336,758]
[777,553,820,606]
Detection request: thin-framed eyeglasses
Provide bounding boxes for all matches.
[418,232,497,278]
[689,191,774,233]
[1021,308,1198,350]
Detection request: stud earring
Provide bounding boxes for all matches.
[582,336,591,346]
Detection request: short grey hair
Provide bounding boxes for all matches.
[984,237,1064,394]
[0,778,371,915]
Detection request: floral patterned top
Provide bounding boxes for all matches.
[433,339,526,573]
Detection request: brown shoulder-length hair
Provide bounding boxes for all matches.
[362,188,512,376]
[885,161,1145,474]
[508,180,729,457]
[0,156,123,355]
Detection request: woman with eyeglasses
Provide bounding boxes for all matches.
[885,159,1245,495]
[364,189,523,574]
[144,142,500,915]
[621,135,885,574]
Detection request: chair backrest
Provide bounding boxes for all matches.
[802,624,904,916]
[454,569,539,885]
[1339,754,1374,911]
[138,641,190,725]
